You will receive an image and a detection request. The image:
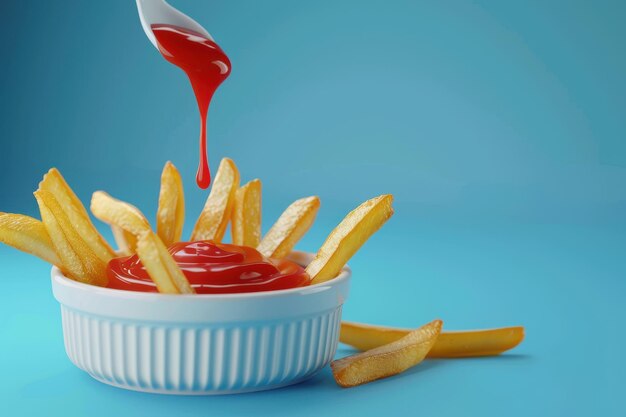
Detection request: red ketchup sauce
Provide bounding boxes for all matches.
[107,241,310,294]
[151,24,231,189]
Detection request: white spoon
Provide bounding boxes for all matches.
[135,0,214,49]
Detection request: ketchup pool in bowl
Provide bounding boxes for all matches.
[51,251,351,395]
[107,241,311,294]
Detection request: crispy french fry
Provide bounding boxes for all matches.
[231,179,262,247]
[90,191,151,253]
[35,190,107,286]
[308,195,393,284]
[39,168,114,263]
[91,191,151,235]
[136,231,194,294]
[332,319,442,388]
[429,327,525,358]
[0,212,61,265]
[157,161,185,246]
[257,196,320,259]
[340,322,525,358]
[191,158,240,242]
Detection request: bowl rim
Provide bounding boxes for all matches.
[51,250,350,301]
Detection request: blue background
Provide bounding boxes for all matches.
[1,0,625,415]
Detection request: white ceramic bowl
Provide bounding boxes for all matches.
[51,251,350,395]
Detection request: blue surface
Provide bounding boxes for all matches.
[1,0,625,415]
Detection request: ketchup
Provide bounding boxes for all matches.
[151,24,231,189]
[107,241,310,294]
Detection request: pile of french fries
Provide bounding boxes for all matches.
[0,157,524,388]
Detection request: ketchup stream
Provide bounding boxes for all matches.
[107,241,310,294]
[151,24,231,189]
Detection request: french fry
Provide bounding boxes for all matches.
[0,212,61,266]
[429,327,525,358]
[35,190,107,286]
[308,194,393,284]
[257,196,320,259]
[39,168,114,263]
[136,231,194,294]
[331,319,442,388]
[191,158,240,242]
[90,191,151,254]
[340,322,525,358]
[231,179,262,247]
[156,161,185,246]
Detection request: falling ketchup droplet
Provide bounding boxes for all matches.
[196,149,211,189]
[151,24,231,189]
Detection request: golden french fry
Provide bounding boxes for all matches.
[191,158,240,242]
[111,225,137,256]
[231,179,262,247]
[339,322,524,358]
[90,191,151,253]
[331,319,442,388]
[136,231,194,294]
[429,327,525,358]
[157,161,185,246]
[308,194,393,284]
[35,190,107,286]
[257,196,320,259]
[39,168,114,263]
[340,322,420,351]
[0,212,61,266]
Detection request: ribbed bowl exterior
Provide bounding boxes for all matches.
[60,305,342,394]
[52,251,350,395]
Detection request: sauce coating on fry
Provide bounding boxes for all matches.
[151,24,231,189]
[107,241,310,294]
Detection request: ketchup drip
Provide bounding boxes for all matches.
[151,24,231,189]
[107,241,311,294]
